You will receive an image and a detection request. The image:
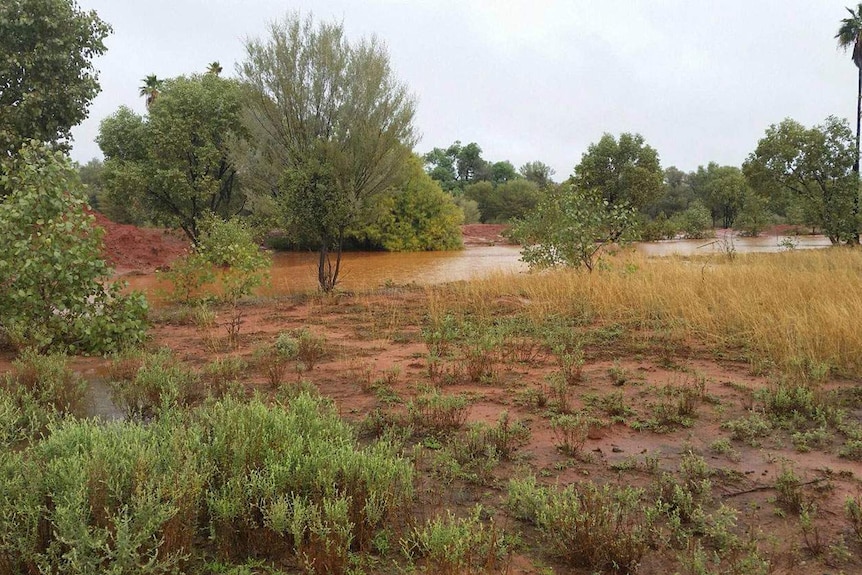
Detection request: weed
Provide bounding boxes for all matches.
[845,494,862,542]
[205,356,248,395]
[108,350,199,419]
[583,391,634,420]
[551,413,603,456]
[294,328,326,371]
[774,466,805,514]
[839,439,862,460]
[790,426,831,452]
[408,389,470,434]
[507,477,651,573]
[709,438,740,461]
[5,350,87,417]
[608,361,629,386]
[401,506,510,575]
[721,413,773,446]
[799,503,823,556]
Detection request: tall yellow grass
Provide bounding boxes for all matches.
[428,249,862,379]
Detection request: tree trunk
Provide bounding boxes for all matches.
[854,65,861,243]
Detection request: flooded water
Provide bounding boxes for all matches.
[123,234,832,299]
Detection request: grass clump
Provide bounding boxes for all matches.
[408,389,470,434]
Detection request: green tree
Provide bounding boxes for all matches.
[0,0,111,158]
[697,163,748,229]
[519,161,556,189]
[466,179,543,223]
[138,74,162,110]
[99,74,248,242]
[362,156,463,251]
[490,160,519,184]
[239,13,417,292]
[512,185,636,272]
[206,61,223,76]
[646,166,694,218]
[571,133,663,212]
[744,116,859,244]
[0,142,147,352]
[423,141,490,193]
[837,4,862,175]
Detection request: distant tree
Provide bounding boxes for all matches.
[646,166,694,218]
[138,74,163,110]
[836,4,862,175]
[490,160,519,184]
[207,61,223,76]
[239,13,416,291]
[76,157,104,208]
[671,201,713,239]
[744,116,859,244]
[99,74,247,242]
[0,0,111,158]
[466,179,543,223]
[571,133,663,212]
[423,146,459,192]
[696,163,748,229]
[512,185,636,272]
[519,160,556,188]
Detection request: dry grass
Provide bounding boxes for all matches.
[428,249,862,378]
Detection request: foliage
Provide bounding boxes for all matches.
[0,394,415,574]
[671,200,713,239]
[512,184,637,271]
[466,178,544,223]
[0,142,148,353]
[423,141,489,193]
[98,74,248,242]
[571,132,664,211]
[401,507,509,575]
[240,13,417,291]
[744,116,860,244]
[362,156,463,251]
[507,477,651,573]
[162,216,270,305]
[695,163,748,229]
[0,0,111,158]
[519,160,556,188]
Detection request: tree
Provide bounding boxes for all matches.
[465,179,543,223]
[512,185,636,272]
[571,133,663,212]
[206,61,223,76]
[99,74,248,242]
[239,13,417,292]
[423,141,490,193]
[519,161,556,189]
[0,141,147,352]
[138,74,162,110]
[0,0,111,157]
[696,163,748,229]
[744,116,859,244]
[837,4,862,175]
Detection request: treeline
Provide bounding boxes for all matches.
[420,115,861,247]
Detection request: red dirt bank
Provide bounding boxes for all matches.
[92,211,189,274]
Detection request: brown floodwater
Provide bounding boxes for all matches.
[123,234,832,300]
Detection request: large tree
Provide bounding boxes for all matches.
[0,0,111,158]
[744,116,859,244]
[99,74,247,242]
[239,13,417,291]
[837,4,862,175]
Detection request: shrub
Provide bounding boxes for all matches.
[0,141,148,353]
[401,507,509,575]
[507,477,650,573]
[295,328,326,371]
[408,389,470,434]
[108,350,199,419]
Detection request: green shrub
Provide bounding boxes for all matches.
[408,389,470,434]
[0,141,148,353]
[507,477,650,573]
[401,507,509,575]
[108,350,200,419]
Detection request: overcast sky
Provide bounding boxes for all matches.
[70,0,859,180]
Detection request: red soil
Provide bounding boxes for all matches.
[91,211,190,274]
[460,223,511,246]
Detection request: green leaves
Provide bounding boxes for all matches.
[0,0,111,156]
[0,141,148,353]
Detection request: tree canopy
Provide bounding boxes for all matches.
[239,12,417,291]
[98,74,248,243]
[744,116,859,244]
[0,0,111,158]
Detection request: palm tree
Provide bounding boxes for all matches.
[138,74,162,110]
[206,61,223,76]
[837,4,862,175]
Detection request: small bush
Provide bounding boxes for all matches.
[507,477,651,573]
[295,328,326,371]
[721,413,773,445]
[551,413,602,456]
[401,507,509,575]
[108,351,199,419]
[408,389,470,434]
[3,350,87,417]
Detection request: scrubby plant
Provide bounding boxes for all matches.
[3,350,87,417]
[507,477,651,573]
[0,141,148,353]
[401,507,509,575]
[408,389,470,434]
[108,350,199,419]
[551,413,601,456]
[294,328,327,371]
[721,413,773,445]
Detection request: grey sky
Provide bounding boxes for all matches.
[70,0,858,180]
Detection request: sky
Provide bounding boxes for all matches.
[70,0,859,180]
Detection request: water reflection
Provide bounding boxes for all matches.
[123,235,831,299]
